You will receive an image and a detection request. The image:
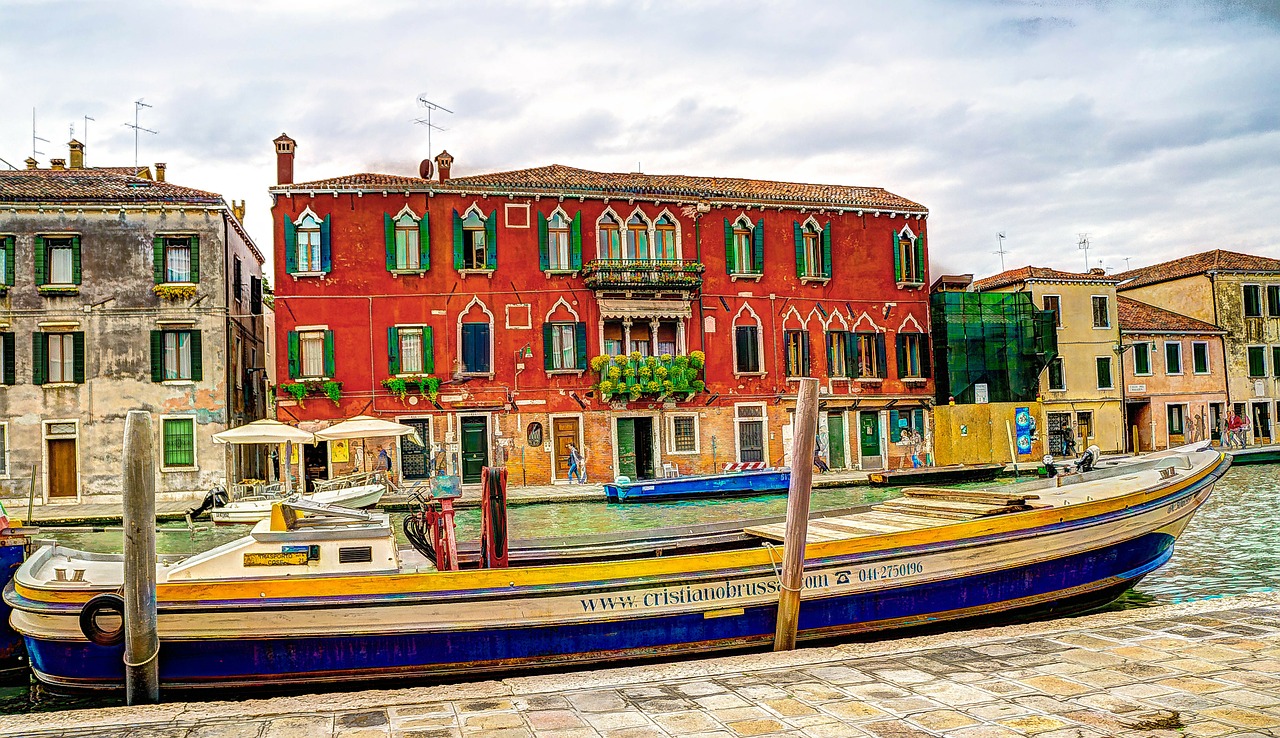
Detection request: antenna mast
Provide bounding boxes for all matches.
[994,232,1008,272]
[32,108,49,158]
[83,114,95,166]
[123,99,157,170]
[1077,233,1091,271]
[413,94,454,155]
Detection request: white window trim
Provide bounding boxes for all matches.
[1091,294,1111,329]
[505,304,532,330]
[504,202,530,229]
[0,421,9,479]
[731,303,766,377]
[653,208,684,260]
[733,402,769,464]
[159,414,199,472]
[457,296,496,379]
[393,323,431,377]
[1246,343,1269,378]
[1191,341,1211,375]
[1096,355,1115,390]
[1166,402,1189,440]
[394,416,434,483]
[729,215,757,277]
[1163,340,1184,376]
[41,419,80,504]
[595,207,622,260]
[1132,342,1153,377]
[296,328,329,381]
[665,412,700,455]
[1042,294,1062,327]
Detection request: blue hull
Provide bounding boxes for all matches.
[0,542,25,669]
[605,470,791,502]
[26,530,1174,689]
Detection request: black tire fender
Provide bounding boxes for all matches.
[79,592,126,647]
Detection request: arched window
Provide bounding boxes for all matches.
[462,210,487,269]
[395,212,420,270]
[802,222,822,278]
[297,214,322,272]
[626,213,651,260]
[655,214,677,260]
[598,213,621,260]
[547,211,571,269]
[732,216,753,274]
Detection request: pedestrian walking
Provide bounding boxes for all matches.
[567,442,586,484]
[813,432,830,473]
[1226,411,1244,449]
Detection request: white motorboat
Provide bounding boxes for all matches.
[211,473,388,524]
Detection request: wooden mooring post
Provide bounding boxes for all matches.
[122,410,160,704]
[774,377,819,652]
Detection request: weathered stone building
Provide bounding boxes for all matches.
[0,142,267,503]
[1116,250,1280,444]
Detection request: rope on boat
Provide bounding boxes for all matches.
[122,645,160,668]
[763,542,802,592]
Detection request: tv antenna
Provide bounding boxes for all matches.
[1123,256,1132,271]
[994,232,1009,271]
[32,108,49,158]
[413,94,454,156]
[123,99,157,171]
[1077,233,1091,271]
[82,114,95,166]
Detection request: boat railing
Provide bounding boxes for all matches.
[229,481,282,501]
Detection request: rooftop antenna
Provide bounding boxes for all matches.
[32,108,49,158]
[994,232,1009,271]
[1123,256,1132,271]
[123,99,157,171]
[1077,233,1091,271]
[413,94,453,156]
[83,114,95,166]
[0,156,17,170]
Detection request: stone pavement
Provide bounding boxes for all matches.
[9,591,1280,738]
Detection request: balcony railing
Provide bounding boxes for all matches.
[582,259,704,291]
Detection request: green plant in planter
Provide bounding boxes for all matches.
[422,377,441,400]
[662,379,675,395]
[623,362,636,378]
[691,379,706,393]
[590,355,610,373]
[655,365,669,380]
[673,355,690,371]
[659,353,672,363]
[281,383,308,403]
[628,385,642,401]
[323,381,342,405]
[382,377,410,400]
[607,365,622,382]
[689,350,706,370]
[598,379,614,399]
[638,365,652,380]
[646,380,661,394]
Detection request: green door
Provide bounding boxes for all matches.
[461,416,488,484]
[826,412,845,469]
[859,411,881,459]
[616,418,637,479]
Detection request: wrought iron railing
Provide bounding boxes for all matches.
[582,259,704,291]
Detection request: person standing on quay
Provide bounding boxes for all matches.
[568,442,586,484]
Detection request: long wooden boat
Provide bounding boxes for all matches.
[868,463,1005,487]
[4,448,1229,691]
[604,469,790,502]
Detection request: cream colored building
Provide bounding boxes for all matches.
[1116,249,1280,444]
[973,267,1125,453]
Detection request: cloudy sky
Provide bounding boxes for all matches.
[2,0,1277,279]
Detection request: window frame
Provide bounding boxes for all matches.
[1047,356,1066,391]
[46,236,76,286]
[460,321,493,376]
[733,322,764,376]
[298,329,328,379]
[666,413,700,455]
[461,211,488,271]
[855,332,883,380]
[899,333,925,379]
[160,415,198,472]
[46,332,76,384]
[783,329,809,378]
[1273,345,1280,379]
[1247,344,1268,378]
[1095,355,1114,390]
[654,214,678,260]
[1091,295,1110,329]
[1042,295,1062,327]
[733,402,768,464]
[548,322,577,371]
[162,329,195,382]
[1167,403,1186,437]
[1163,340,1183,376]
[1243,284,1263,318]
[1192,341,1210,375]
[1076,410,1094,440]
[827,330,852,379]
[546,212,572,271]
[802,224,823,279]
[1267,285,1280,318]
[394,212,422,271]
[597,213,622,260]
[1132,342,1152,376]
[164,235,195,284]
[295,215,323,274]
[732,217,754,275]
[625,212,651,260]
[398,327,427,375]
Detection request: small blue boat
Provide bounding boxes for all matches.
[604,469,791,502]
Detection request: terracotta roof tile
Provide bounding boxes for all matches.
[0,168,221,204]
[971,265,1122,292]
[1117,296,1223,334]
[278,164,927,212]
[1114,249,1280,290]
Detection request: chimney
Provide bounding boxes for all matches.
[68,139,84,169]
[231,200,246,221]
[155,163,166,182]
[274,133,296,185]
[24,157,37,170]
[49,159,66,171]
[1089,267,1105,276]
[435,150,454,182]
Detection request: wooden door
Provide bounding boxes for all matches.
[634,417,655,480]
[47,438,77,498]
[616,418,637,479]
[553,418,579,480]
[826,412,845,469]
[461,417,488,484]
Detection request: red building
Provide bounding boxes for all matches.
[270,135,933,486]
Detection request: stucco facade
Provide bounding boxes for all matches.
[0,150,267,503]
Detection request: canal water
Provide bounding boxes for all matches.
[2,464,1275,713]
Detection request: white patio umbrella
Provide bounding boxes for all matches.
[314,415,422,473]
[212,420,315,495]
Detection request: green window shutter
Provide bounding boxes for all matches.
[875,334,888,378]
[485,209,498,269]
[826,332,835,376]
[284,216,298,273]
[287,331,300,379]
[189,330,203,382]
[724,218,735,274]
[1272,346,1280,378]
[32,333,46,385]
[575,322,588,370]
[71,236,82,284]
[892,231,902,282]
[1,332,14,385]
[418,211,430,270]
[452,209,463,270]
[542,323,554,370]
[889,410,902,443]
[896,334,907,378]
[3,236,12,286]
[189,235,200,282]
[919,335,932,377]
[423,326,434,373]
[801,332,811,376]
[845,333,858,378]
[793,221,803,277]
[385,213,396,270]
[150,330,164,382]
[387,326,400,375]
[72,331,85,383]
[323,329,335,377]
[821,223,832,278]
[753,218,765,273]
[320,215,332,272]
[153,236,165,284]
[33,236,45,286]
[570,212,583,269]
[537,211,549,271]
[913,233,925,282]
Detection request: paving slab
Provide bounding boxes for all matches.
[8,591,1280,738]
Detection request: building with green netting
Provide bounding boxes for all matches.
[929,288,1058,405]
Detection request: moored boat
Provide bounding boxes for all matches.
[604,468,790,502]
[211,472,388,524]
[868,463,1005,487]
[5,448,1229,691]
[1226,444,1280,465]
